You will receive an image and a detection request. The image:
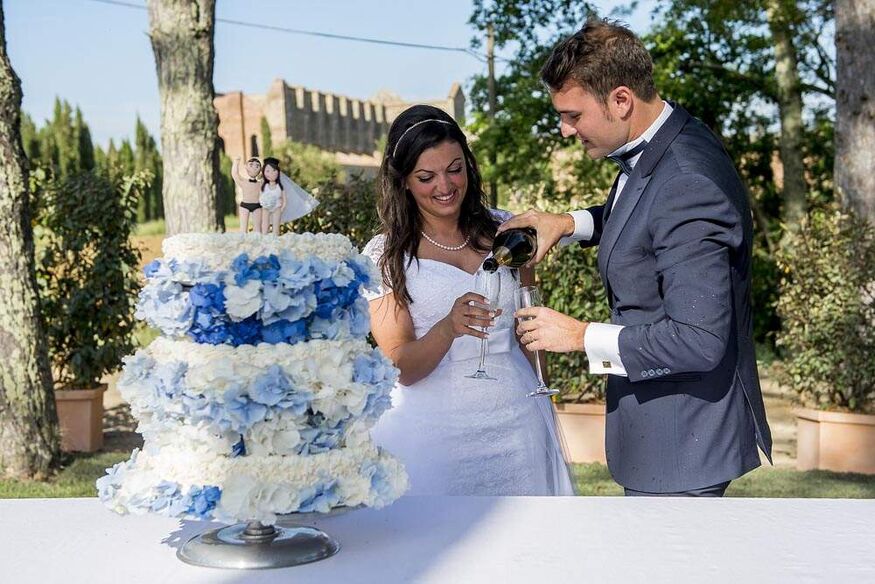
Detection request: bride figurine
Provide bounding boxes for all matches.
[260,157,319,235]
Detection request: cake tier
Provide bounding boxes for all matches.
[118,337,397,456]
[136,233,377,345]
[97,442,408,525]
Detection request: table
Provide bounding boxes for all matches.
[1,496,873,583]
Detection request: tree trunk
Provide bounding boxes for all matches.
[147,0,221,235]
[0,2,60,479]
[766,0,807,230]
[835,0,875,224]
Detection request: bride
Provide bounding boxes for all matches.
[362,105,574,496]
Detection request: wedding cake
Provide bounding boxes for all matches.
[97,233,408,525]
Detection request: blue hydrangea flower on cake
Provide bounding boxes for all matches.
[97,233,408,525]
[134,233,374,346]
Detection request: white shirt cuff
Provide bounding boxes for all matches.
[558,210,595,246]
[584,322,627,376]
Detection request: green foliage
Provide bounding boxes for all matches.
[468,1,598,200]
[512,149,614,402]
[467,45,566,197]
[776,205,875,412]
[270,139,365,243]
[21,112,41,162]
[216,149,236,221]
[260,116,273,158]
[24,98,96,181]
[272,139,343,189]
[27,105,165,224]
[34,171,146,389]
[289,174,380,249]
[540,239,610,402]
[469,0,595,59]
[134,117,163,222]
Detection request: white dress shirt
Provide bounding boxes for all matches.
[567,101,673,377]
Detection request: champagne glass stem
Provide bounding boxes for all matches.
[477,336,488,372]
[533,349,546,387]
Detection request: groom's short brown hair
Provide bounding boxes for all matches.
[540,17,657,104]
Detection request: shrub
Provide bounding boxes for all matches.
[510,147,614,403]
[776,205,875,413]
[273,140,343,189]
[285,174,380,249]
[35,171,146,389]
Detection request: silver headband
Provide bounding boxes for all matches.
[391,119,454,158]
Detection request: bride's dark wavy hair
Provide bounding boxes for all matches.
[377,104,496,310]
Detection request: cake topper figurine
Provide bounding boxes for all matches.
[232,157,264,233]
[259,157,287,235]
[260,156,320,235]
[232,156,318,235]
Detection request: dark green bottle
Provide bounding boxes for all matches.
[482,227,537,272]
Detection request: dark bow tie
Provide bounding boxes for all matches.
[248,178,259,183]
[606,140,648,176]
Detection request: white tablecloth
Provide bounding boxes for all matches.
[1,496,873,583]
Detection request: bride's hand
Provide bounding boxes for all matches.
[439,292,500,340]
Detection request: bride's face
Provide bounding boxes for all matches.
[405,139,468,221]
[264,165,279,182]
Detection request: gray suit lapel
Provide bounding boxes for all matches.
[597,172,652,281]
[596,104,691,286]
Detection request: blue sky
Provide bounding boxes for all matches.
[7,0,655,147]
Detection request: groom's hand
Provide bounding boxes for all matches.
[497,209,575,266]
[515,306,587,353]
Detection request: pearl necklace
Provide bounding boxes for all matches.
[421,230,470,251]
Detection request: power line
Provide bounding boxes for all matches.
[85,0,507,63]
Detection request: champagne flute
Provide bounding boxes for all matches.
[513,285,560,397]
[465,268,502,380]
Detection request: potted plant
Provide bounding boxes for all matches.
[777,205,875,474]
[35,170,144,452]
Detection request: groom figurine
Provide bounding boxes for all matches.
[505,18,772,496]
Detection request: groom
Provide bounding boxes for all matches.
[504,18,772,496]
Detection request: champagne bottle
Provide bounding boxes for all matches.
[482,227,537,272]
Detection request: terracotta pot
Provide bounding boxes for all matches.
[55,385,106,453]
[796,408,875,474]
[553,402,606,464]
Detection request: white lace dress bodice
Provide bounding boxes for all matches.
[361,214,574,496]
[259,183,282,211]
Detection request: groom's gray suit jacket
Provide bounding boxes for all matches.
[581,104,772,493]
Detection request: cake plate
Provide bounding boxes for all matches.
[177,506,356,570]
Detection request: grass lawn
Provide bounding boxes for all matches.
[3,455,874,499]
[0,451,130,499]
[573,463,875,498]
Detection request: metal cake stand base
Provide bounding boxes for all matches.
[177,520,340,570]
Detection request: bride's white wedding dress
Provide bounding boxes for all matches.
[362,222,575,496]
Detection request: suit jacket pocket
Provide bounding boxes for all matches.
[608,246,660,308]
[610,246,650,266]
[660,373,703,382]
